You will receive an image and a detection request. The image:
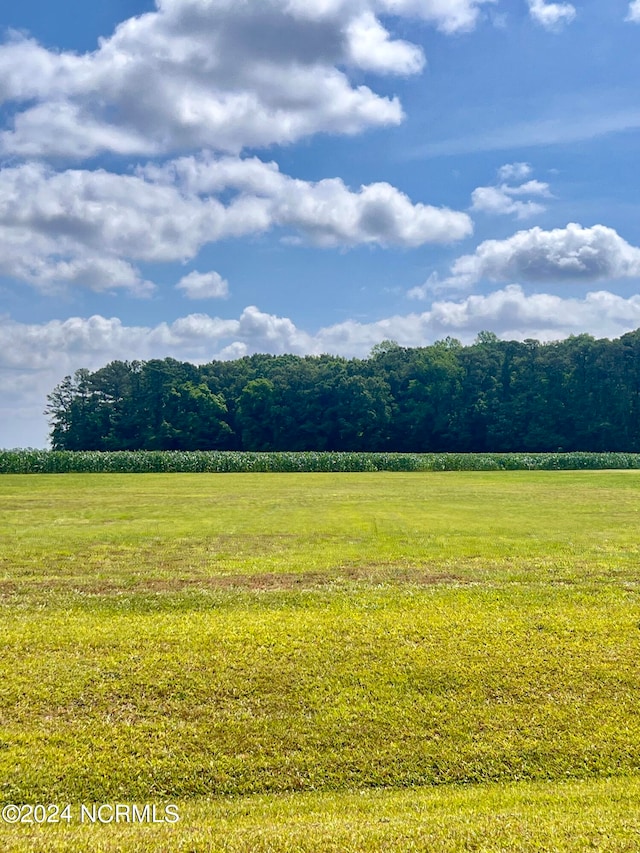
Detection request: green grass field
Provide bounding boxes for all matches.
[1,472,640,851]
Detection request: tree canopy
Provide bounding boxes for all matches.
[45,330,640,452]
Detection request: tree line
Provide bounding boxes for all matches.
[45,329,640,453]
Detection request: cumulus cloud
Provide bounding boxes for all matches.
[0,0,494,160]
[176,270,229,299]
[321,287,640,353]
[146,153,473,246]
[0,250,156,297]
[5,287,640,447]
[410,223,640,298]
[426,286,640,339]
[0,156,472,295]
[275,177,473,247]
[0,307,311,377]
[470,186,547,220]
[471,163,551,220]
[627,1,640,22]
[4,290,640,372]
[0,196,155,297]
[345,11,425,75]
[528,0,576,30]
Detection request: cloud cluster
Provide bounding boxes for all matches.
[5,289,639,372]
[5,286,640,447]
[0,0,494,160]
[528,0,576,30]
[410,223,640,297]
[0,156,472,294]
[471,162,551,219]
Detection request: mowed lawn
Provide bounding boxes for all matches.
[1,471,640,851]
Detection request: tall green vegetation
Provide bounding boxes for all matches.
[3,450,640,474]
[44,329,640,452]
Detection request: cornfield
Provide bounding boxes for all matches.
[2,450,640,473]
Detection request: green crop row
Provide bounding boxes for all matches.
[2,449,640,473]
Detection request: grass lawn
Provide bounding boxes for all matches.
[1,471,640,850]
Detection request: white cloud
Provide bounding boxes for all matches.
[410,223,640,298]
[0,156,472,295]
[454,223,640,283]
[426,286,640,339]
[471,164,552,220]
[497,163,532,182]
[0,252,147,299]
[506,180,551,197]
[176,270,229,299]
[0,101,155,160]
[5,289,640,376]
[145,153,473,247]
[275,177,473,247]
[527,0,576,30]
[373,0,493,34]
[0,0,494,160]
[345,11,425,75]
[321,287,640,352]
[471,181,550,219]
[4,286,640,447]
[627,1,640,22]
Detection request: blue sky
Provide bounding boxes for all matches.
[1,0,640,447]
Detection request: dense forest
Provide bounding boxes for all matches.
[45,330,640,453]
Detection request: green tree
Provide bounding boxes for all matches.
[236,378,278,450]
[160,381,233,450]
